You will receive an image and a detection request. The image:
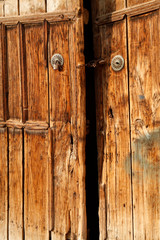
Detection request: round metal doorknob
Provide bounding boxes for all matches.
[51,54,64,70]
[111,55,124,72]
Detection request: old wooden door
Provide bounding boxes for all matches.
[0,1,87,240]
[92,0,160,239]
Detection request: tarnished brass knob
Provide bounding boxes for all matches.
[51,54,64,70]
[111,55,124,72]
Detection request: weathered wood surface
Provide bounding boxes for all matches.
[0,128,8,240]
[128,10,160,239]
[9,128,23,240]
[24,130,49,240]
[0,0,82,17]
[0,1,86,238]
[98,20,133,240]
[7,25,22,120]
[92,0,160,237]
[24,23,48,123]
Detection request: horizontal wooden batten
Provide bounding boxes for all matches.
[0,120,49,129]
[0,11,76,25]
[96,0,160,25]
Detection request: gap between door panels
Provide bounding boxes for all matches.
[83,0,99,239]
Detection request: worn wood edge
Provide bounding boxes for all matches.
[0,120,49,129]
[0,11,76,25]
[96,0,160,25]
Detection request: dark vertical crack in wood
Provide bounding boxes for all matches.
[126,16,134,240]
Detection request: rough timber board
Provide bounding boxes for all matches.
[128,10,160,239]
[98,19,132,240]
[24,130,49,240]
[0,128,8,240]
[0,24,3,120]
[9,128,23,240]
[6,25,22,120]
[49,22,71,124]
[24,23,48,122]
[5,0,18,16]
[127,0,151,7]
[20,0,45,15]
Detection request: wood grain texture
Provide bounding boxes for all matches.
[6,25,22,120]
[24,130,49,240]
[5,0,18,16]
[98,20,132,240]
[0,24,3,120]
[49,22,70,125]
[0,2,4,17]
[9,128,23,240]
[128,10,160,239]
[20,0,45,15]
[128,0,151,7]
[24,23,48,122]
[0,128,8,240]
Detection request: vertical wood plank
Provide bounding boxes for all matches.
[5,0,18,16]
[6,25,22,120]
[47,0,66,12]
[0,2,4,17]
[24,130,49,240]
[49,22,70,125]
[20,0,45,15]
[9,128,23,240]
[51,122,71,239]
[24,23,48,123]
[127,0,151,7]
[0,128,8,240]
[99,20,132,239]
[128,10,160,239]
[0,25,3,120]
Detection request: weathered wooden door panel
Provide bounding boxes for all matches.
[92,0,160,239]
[0,128,7,240]
[0,10,86,240]
[129,10,160,239]
[9,128,23,240]
[98,20,132,240]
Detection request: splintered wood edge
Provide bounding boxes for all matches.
[0,11,76,25]
[0,120,49,130]
[96,0,160,25]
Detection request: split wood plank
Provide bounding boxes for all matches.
[24,23,48,123]
[6,25,22,120]
[20,0,45,15]
[49,22,71,125]
[0,128,8,240]
[9,128,23,240]
[128,10,160,239]
[5,0,18,16]
[99,19,133,240]
[75,17,87,240]
[24,130,49,240]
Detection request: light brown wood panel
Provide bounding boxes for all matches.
[5,0,18,16]
[0,2,4,17]
[128,10,160,239]
[24,23,48,122]
[47,0,81,12]
[0,24,3,120]
[49,22,70,124]
[9,128,23,240]
[0,128,8,240]
[6,25,22,120]
[98,20,132,240]
[24,130,49,240]
[51,122,71,239]
[20,0,45,15]
[128,0,151,7]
